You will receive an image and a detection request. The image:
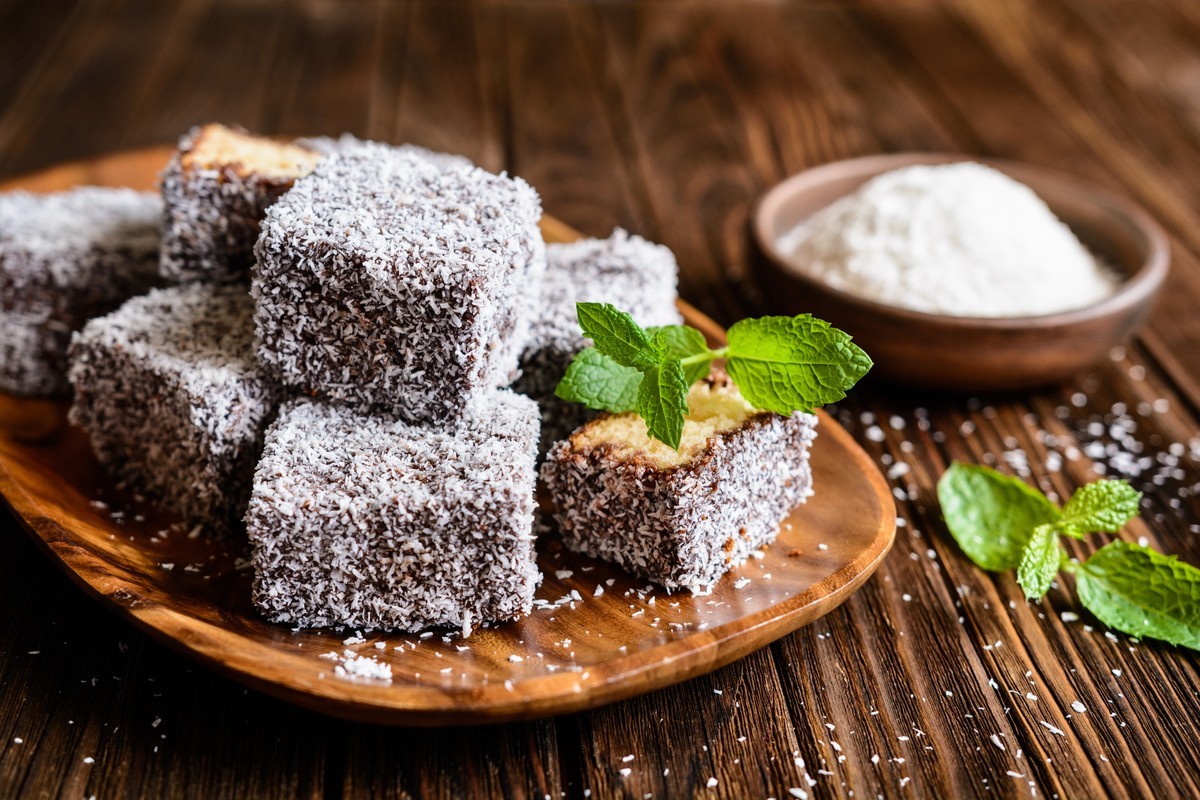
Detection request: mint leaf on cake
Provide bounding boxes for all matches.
[649,324,713,385]
[725,315,873,415]
[576,302,654,367]
[556,303,871,448]
[555,347,642,413]
[634,357,689,450]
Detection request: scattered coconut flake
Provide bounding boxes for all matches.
[322,649,392,685]
[1039,721,1065,737]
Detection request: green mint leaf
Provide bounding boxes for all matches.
[631,329,669,370]
[576,302,651,367]
[649,324,713,385]
[1060,480,1142,538]
[1017,524,1061,600]
[1076,541,1200,650]
[635,357,689,449]
[937,463,1062,572]
[724,315,872,415]
[555,347,641,413]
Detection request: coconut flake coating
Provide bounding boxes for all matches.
[296,133,473,172]
[0,187,163,394]
[246,391,541,633]
[512,229,681,452]
[159,125,320,284]
[252,142,545,423]
[68,284,278,534]
[0,311,72,395]
[541,377,818,592]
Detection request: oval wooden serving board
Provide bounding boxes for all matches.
[0,149,896,725]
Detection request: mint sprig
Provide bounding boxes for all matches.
[938,463,1200,651]
[555,303,872,449]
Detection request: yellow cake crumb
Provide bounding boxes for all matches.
[570,377,760,468]
[183,124,321,179]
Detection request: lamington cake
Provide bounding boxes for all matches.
[541,372,818,592]
[0,188,162,395]
[246,390,541,633]
[68,284,278,534]
[512,229,681,452]
[252,141,545,423]
[159,123,323,283]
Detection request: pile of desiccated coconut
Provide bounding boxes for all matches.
[777,162,1119,317]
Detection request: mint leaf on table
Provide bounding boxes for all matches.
[648,324,712,385]
[576,302,652,367]
[555,347,641,413]
[1075,541,1200,650]
[1017,524,1061,600]
[937,463,1062,572]
[724,315,873,415]
[936,462,1200,651]
[635,357,689,449]
[1060,480,1142,538]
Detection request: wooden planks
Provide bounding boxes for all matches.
[2,0,1200,797]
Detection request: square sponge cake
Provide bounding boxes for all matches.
[541,372,818,593]
[159,123,323,284]
[68,284,278,534]
[246,390,541,633]
[1,187,162,395]
[252,141,545,423]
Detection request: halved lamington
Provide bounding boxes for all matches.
[253,141,545,423]
[246,390,541,633]
[541,372,817,593]
[296,132,473,171]
[159,123,323,283]
[68,284,278,534]
[0,188,162,395]
[512,229,681,452]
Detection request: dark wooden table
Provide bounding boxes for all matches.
[3,1,1200,797]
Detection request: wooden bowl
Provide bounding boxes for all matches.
[749,153,1170,391]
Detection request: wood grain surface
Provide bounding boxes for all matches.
[0,150,895,725]
[1,1,1199,798]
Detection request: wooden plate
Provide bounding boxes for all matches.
[0,149,896,725]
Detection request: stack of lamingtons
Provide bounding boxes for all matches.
[1,123,818,635]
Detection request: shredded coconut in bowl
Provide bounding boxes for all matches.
[776,162,1120,317]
